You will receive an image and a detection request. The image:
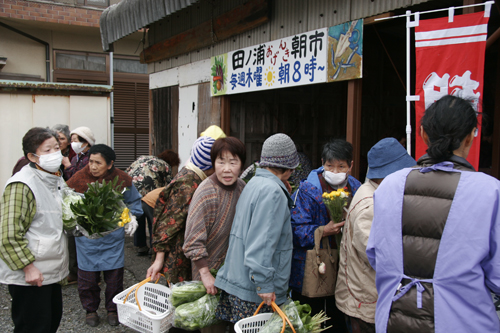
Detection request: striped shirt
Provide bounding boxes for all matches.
[183,173,245,280]
[0,182,36,271]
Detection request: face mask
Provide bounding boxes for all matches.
[36,151,63,173]
[71,141,85,154]
[324,171,347,186]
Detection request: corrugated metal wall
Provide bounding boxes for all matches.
[148,0,433,74]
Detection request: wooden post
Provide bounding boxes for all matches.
[462,0,481,13]
[220,95,231,135]
[149,89,154,155]
[171,86,179,176]
[491,42,500,179]
[346,79,362,180]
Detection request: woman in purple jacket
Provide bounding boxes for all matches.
[367,95,500,332]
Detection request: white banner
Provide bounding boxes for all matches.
[211,28,328,96]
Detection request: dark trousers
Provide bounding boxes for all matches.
[292,291,348,333]
[67,235,78,278]
[78,267,124,313]
[346,315,375,333]
[8,283,62,333]
[134,201,154,248]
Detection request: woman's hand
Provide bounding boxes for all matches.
[199,268,217,295]
[323,220,345,237]
[23,263,44,287]
[62,156,71,168]
[258,292,276,306]
[146,252,165,281]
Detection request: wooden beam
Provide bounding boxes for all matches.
[364,12,394,25]
[141,0,269,64]
[346,79,362,180]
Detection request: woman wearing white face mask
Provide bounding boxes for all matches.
[0,127,69,333]
[63,126,95,180]
[290,139,362,333]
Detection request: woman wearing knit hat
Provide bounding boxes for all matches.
[214,133,299,323]
[147,136,216,284]
[63,126,96,180]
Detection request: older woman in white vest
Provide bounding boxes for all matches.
[0,127,69,333]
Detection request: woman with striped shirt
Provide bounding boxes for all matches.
[183,137,246,333]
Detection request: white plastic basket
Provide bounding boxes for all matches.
[113,282,174,333]
[234,313,272,333]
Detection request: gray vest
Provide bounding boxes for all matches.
[0,165,69,285]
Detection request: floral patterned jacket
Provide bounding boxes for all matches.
[126,155,173,197]
[152,167,202,283]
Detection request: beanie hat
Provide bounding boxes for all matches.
[189,136,216,171]
[70,126,95,146]
[366,137,416,179]
[259,133,299,169]
[200,125,226,140]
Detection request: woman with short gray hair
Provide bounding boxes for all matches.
[51,124,75,169]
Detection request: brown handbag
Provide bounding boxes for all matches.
[301,226,338,298]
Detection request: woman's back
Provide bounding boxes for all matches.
[367,154,500,333]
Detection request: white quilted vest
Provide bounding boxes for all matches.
[0,165,69,285]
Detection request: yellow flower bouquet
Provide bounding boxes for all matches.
[322,187,350,246]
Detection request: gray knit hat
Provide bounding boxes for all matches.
[259,133,299,169]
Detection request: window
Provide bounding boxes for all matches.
[76,0,110,7]
[55,53,106,72]
[114,58,147,74]
[53,50,150,170]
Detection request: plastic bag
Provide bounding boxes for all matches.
[173,294,220,331]
[169,281,207,307]
[61,187,83,232]
[259,299,306,333]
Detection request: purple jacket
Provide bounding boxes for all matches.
[64,151,89,180]
[367,163,500,332]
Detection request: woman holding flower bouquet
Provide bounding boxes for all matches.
[290,139,361,332]
[66,144,143,327]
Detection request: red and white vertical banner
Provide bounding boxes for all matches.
[415,11,490,169]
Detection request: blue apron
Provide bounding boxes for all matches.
[75,227,125,271]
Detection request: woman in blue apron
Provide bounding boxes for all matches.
[66,144,142,328]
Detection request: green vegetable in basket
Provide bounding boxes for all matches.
[173,294,220,330]
[169,281,207,307]
[259,299,306,333]
[259,300,330,333]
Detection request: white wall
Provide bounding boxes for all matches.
[0,93,110,188]
[178,85,199,168]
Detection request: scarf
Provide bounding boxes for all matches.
[66,164,132,193]
[185,162,207,181]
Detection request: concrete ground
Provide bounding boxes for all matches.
[0,235,154,332]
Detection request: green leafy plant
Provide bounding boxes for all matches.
[211,55,226,94]
[70,176,126,236]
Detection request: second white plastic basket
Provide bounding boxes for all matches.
[113,282,174,333]
[234,313,273,333]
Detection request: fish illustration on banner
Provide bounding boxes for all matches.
[328,19,363,82]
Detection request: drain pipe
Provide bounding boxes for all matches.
[0,21,50,82]
[110,51,114,149]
